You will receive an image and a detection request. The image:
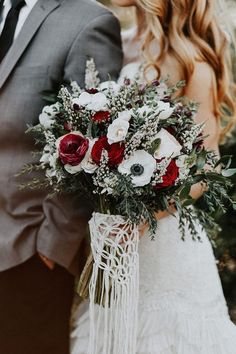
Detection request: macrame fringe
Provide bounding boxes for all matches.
[88,212,140,354]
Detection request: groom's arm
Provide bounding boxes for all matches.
[63,11,123,85]
[37,11,123,272]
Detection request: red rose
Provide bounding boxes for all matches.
[92,111,110,122]
[91,136,125,167]
[86,88,98,94]
[58,132,89,165]
[155,159,179,189]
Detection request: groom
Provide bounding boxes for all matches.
[0,0,122,353]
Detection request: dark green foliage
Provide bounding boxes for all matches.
[217,135,236,322]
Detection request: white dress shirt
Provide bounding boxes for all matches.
[0,0,38,38]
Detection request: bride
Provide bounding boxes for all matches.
[71,0,236,353]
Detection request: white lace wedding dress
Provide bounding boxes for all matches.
[71,28,236,354]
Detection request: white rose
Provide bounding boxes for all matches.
[156,101,174,120]
[81,139,98,174]
[117,110,132,122]
[74,92,91,107]
[88,92,108,111]
[74,92,108,112]
[118,150,156,187]
[107,118,129,144]
[154,128,182,159]
[39,103,60,129]
[100,81,121,95]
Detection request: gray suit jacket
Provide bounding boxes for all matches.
[0,0,123,274]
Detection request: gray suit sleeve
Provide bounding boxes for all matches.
[37,12,123,273]
[63,12,123,85]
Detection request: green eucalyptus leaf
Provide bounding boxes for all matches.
[182,198,195,207]
[192,175,205,184]
[205,172,228,182]
[222,168,236,177]
[179,184,191,200]
[214,155,232,169]
[196,151,207,170]
[149,138,161,155]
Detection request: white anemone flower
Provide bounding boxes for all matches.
[118,150,156,187]
[107,118,129,144]
[154,128,182,160]
[39,102,60,129]
[156,101,174,120]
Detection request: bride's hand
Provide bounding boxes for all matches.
[154,202,176,220]
[138,222,148,237]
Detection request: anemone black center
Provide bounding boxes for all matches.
[131,164,144,176]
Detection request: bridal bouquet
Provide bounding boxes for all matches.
[23,59,235,354]
[24,59,234,235]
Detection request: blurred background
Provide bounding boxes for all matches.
[98,0,236,322]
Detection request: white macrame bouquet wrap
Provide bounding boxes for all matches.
[88,212,140,354]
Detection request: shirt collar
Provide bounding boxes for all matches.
[3,0,38,8]
[25,0,38,9]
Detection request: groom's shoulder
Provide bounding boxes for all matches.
[64,0,114,21]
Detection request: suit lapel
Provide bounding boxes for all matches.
[0,0,61,90]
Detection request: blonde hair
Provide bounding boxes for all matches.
[136,0,236,141]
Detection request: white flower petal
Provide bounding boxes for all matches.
[89,92,108,111]
[156,101,174,120]
[137,106,152,117]
[76,92,92,106]
[64,164,82,174]
[107,118,129,144]
[81,139,98,174]
[154,129,182,159]
[100,81,121,95]
[39,103,60,129]
[40,153,50,164]
[39,113,53,129]
[118,110,133,122]
[118,150,156,187]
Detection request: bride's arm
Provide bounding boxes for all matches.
[156,61,220,220]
